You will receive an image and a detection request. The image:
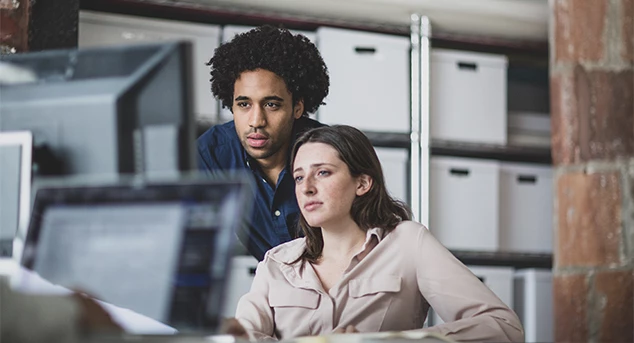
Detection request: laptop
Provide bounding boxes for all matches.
[18,175,253,334]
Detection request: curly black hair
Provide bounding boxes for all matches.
[208,25,329,116]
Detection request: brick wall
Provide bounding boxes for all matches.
[0,0,78,53]
[550,0,634,341]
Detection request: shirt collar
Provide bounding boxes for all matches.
[268,226,386,266]
[362,227,385,251]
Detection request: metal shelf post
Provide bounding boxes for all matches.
[410,14,431,227]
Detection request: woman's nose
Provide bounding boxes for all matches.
[301,178,316,195]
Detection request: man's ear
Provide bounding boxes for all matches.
[293,99,305,119]
[356,174,373,196]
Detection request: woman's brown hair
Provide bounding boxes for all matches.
[291,125,412,263]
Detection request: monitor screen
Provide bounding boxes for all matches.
[21,176,253,332]
[0,41,196,177]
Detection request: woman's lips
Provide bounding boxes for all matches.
[303,202,322,211]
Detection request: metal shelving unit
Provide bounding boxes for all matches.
[410,14,431,227]
[450,250,552,269]
[365,133,552,164]
[409,14,552,269]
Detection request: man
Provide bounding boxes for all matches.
[197,26,329,261]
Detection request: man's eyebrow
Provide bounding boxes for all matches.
[262,96,284,102]
[234,95,285,102]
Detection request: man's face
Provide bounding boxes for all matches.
[232,69,303,164]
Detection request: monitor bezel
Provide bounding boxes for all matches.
[0,131,33,259]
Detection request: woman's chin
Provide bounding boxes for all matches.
[304,216,325,229]
[305,220,322,228]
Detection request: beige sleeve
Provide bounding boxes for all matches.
[235,260,278,341]
[0,278,81,343]
[413,227,525,342]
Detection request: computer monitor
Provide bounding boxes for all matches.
[0,41,196,177]
[20,175,254,332]
[0,131,32,257]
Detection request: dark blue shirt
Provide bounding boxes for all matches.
[196,117,324,261]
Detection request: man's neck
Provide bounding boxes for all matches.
[260,164,285,187]
[255,152,288,187]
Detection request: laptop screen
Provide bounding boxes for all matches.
[20,177,253,333]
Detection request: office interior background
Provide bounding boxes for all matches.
[0,0,632,342]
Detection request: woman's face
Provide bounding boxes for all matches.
[292,142,369,228]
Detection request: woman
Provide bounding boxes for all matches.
[230,125,524,342]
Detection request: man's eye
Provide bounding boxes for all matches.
[265,102,280,109]
[236,102,249,108]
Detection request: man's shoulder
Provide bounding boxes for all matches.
[197,121,237,147]
[292,116,326,141]
[297,116,326,130]
[197,121,243,170]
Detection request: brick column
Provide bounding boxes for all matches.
[0,0,78,53]
[551,0,633,342]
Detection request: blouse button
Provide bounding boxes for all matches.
[274,210,281,217]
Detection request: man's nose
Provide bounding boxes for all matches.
[249,105,266,128]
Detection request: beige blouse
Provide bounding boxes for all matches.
[235,221,524,342]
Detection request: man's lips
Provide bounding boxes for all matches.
[247,134,269,148]
[303,201,322,211]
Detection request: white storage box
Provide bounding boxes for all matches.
[432,265,514,325]
[430,157,500,251]
[499,162,553,253]
[470,266,515,307]
[374,147,409,204]
[508,111,552,147]
[222,255,259,317]
[430,49,508,144]
[508,112,551,134]
[514,269,553,343]
[78,11,221,124]
[316,27,410,133]
[218,25,317,123]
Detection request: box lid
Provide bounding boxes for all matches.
[508,111,551,133]
[432,48,508,68]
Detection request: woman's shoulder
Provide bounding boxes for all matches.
[391,220,429,235]
[263,237,307,265]
[384,220,432,247]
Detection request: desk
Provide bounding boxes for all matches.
[0,258,176,335]
[85,332,450,343]
[1,260,452,343]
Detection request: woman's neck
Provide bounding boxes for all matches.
[319,219,367,261]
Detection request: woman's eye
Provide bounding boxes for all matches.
[317,170,330,176]
[294,176,303,183]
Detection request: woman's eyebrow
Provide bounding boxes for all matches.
[293,162,337,173]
